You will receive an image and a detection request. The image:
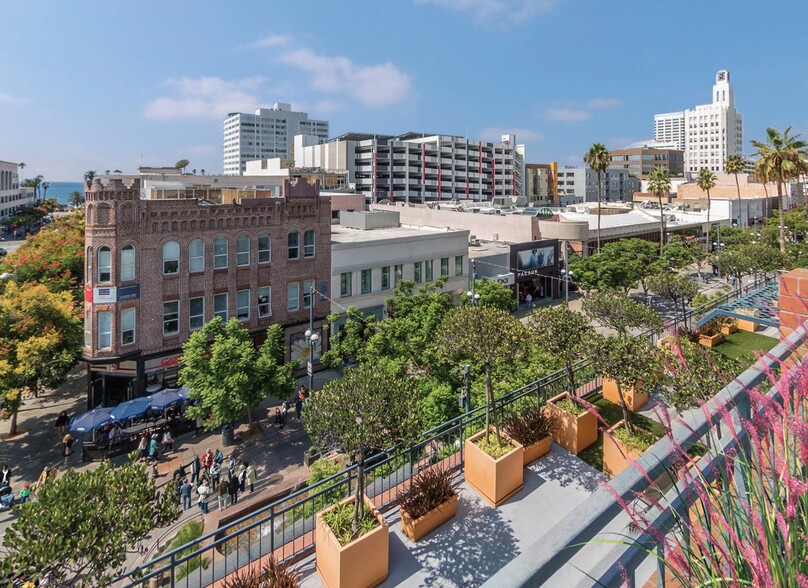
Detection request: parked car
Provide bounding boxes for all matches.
[0,248,7,257]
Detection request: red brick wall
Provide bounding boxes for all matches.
[779,268,808,340]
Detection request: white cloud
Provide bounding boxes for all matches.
[252,35,289,48]
[544,108,591,123]
[312,99,346,114]
[143,77,263,120]
[478,127,543,142]
[0,91,12,103]
[278,48,411,107]
[188,145,215,155]
[413,0,563,23]
[587,98,622,109]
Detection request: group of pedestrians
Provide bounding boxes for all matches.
[174,448,256,516]
[135,429,175,462]
[271,386,308,429]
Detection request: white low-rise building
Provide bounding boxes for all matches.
[0,160,35,223]
[330,210,469,324]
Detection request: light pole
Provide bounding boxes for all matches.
[466,290,480,306]
[304,284,318,393]
[460,364,471,411]
[561,269,573,306]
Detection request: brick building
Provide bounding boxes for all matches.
[83,177,331,408]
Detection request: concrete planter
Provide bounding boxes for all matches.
[602,421,642,478]
[315,494,389,588]
[400,493,458,542]
[464,428,524,508]
[699,333,723,348]
[522,435,551,466]
[602,378,648,412]
[545,392,597,454]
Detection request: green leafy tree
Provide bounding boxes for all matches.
[113,169,122,174]
[464,277,516,311]
[320,307,377,368]
[582,289,664,336]
[584,143,611,253]
[647,166,672,249]
[0,457,180,585]
[84,170,96,182]
[568,238,661,294]
[697,167,717,247]
[594,335,661,433]
[179,319,295,430]
[646,271,699,316]
[305,362,420,536]
[712,247,752,285]
[68,191,85,207]
[527,306,598,394]
[662,239,695,270]
[725,154,747,228]
[751,127,808,253]
[0,282,82,435]
[436,305,526,442]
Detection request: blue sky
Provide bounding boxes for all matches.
[2,0,806,181]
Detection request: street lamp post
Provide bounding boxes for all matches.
[561,269,573,306]
[304,284,318,393]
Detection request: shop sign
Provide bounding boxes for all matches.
[93,287,117,304]
[145,354,182,374]
[495,273,515,286]
[117,284,140,301]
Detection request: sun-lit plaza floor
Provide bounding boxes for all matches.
[297,445,606,587]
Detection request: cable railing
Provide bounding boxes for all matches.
[117,273,779,587]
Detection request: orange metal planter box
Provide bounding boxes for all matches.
[602,421,643,478]
[522,435,551,466]
[546,392,598,454]
[315,495,389,588]
[464,428,524,507]
[602,378,648,412]
[400,493,458,542]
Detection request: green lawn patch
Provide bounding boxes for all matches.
[710,331,778,363]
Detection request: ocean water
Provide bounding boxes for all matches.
[43,181,84,205]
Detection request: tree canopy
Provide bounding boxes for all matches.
[465,278,517,312]
[569,238,661,294]
[582,289,664,336]
[179,319,296,429]
[0,457,180,586]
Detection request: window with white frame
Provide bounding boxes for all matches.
[304,230,315,258]
[121,245,136,281]
[189,297,204,331]
[258,234,271,263]
[360,269,372,294]
[340,272,352,298]
[455,255,464,276]
[288,232,300,260]
[440,257,449,278]
[303,279,314,309]
[163,301,179,335]
[414,261,423,284]
[213,237,228,269]
[214,293,228,321]
[189,239,205,273]
[163,241,180,275]
[121,307,135,345]
[97,246,111,282]
[425,259,434,282]
[236,289,250,320]
[236,235,250,267]
[97,311,112,348]
[258,286,271,317]
[287,282,300,311]
[84,311,91,347]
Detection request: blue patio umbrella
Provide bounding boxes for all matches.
[177,387,192,401]
[149,389,183,412]
[109,397,153,423]
[70,407,115,433]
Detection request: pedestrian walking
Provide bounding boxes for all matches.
[161,430,174,454]
[274,407,285,429]
[228,474,239,505]
[201,448,214,472]
[62,434,74,468]
[227,454,236,478]
[180,479,192,510]
[197,480,210,515]
[0,464,11,487]
[173,477,182,507]
[194,416,204,437]
[217,478,229,511]
[210,462,221,488]
[295,396,303,420]
[18,484,30,504]
[213,448,224,465]
[148,434,159,462]
[281,399,290,420]
[137,434,148,461]
[54,410,69,441]
[525,292,533,309]
[191,454,201,485]
[245,463,256,493]
[237,462,247,493]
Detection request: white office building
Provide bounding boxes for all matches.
[294,132,525,204]
[654,112,686,152]
[652,70,743,177]
[0,160,35,222]
[557,166,640,205]
[223,103,329,175]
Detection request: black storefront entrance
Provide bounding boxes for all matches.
[510,239,561,305]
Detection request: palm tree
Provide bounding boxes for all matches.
[42,181,50,200]
[84,170,96,182]
[33,175,43,200]
[754,158,771,224]
[105,169,110,175]
[113,169,122,174]
[68,191,84,207]
[17,162,25,171]
[584,143,610,253]
[697,168,717,250]
[725,154,747,228]
[201,168,206,176]
[751,127,808,253]
[647,166,671,250]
